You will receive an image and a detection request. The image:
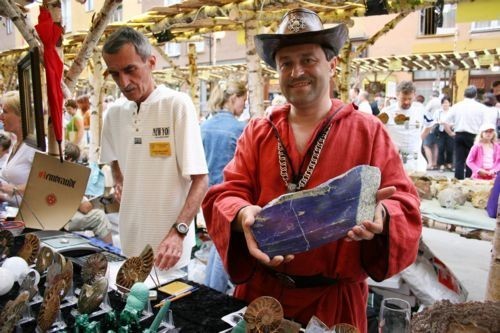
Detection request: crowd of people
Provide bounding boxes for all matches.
[0,8,498,331]
[350,81,500,180]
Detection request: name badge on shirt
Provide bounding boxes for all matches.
[150,142,171,157]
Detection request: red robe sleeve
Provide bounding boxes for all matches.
[202,119,262,283]
[361,123,422,281]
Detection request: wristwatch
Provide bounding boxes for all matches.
[172,222,189,236]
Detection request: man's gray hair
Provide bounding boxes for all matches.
[103,27,152,61]
[464,85,477,99]
[396,81,416,94]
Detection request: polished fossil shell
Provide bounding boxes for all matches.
[20,270,39,301]
[0,291,29,333]
[77,278,108,314]
[394,113,410,125]
[0,230,14,258]
[47,260,73,298]
[116,245,154,292]
[377,112,389,124]
[37,280,65,332]
[244,296,283,333]
[35,246,54,273]
[17,233,40,265]
[82,253,108,284]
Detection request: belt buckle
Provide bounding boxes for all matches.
[274,272,296,288]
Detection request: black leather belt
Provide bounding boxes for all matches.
[265,268,338,289]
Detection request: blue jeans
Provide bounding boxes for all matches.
[204,245,229,293]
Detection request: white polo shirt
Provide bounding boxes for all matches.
[100,85,208,267]
[382,102,427,172]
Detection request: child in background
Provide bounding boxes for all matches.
[466,123,500,180]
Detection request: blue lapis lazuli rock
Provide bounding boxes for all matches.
[251,165,381,257]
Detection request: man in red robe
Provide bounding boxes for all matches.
[202,8,421,332]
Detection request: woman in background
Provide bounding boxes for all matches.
[0,91,37,203]
[201,80,247,293]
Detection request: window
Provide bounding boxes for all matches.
[85,0,94,12]
[194,41,204,53]
[165,43,181,57]
[61,0,72,32]
[111,5,123,22]
[164,0,181,5]
[471,20,500,32]
[6,18,13,35]
[420,4,456,35]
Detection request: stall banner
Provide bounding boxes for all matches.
[17,152,90,230]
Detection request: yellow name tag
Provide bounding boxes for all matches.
[150,142,171,157]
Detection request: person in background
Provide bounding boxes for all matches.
[426,90,441,116]
[434,96,454,172]
[202,79,248,293]
[64,142,113,243]
[77,95,91,145]
[349,86,360,104]
[466,123,500,180]
[0,91,36,204]
[445,85,487,179]
[482,92,499,131]
[0,133,12,170]
[492,80,500,105]
[202,9,421,330]
[382,81,428,172]
[357,91,373,115]
[100,27,208,270]
[64,99,85,148]
[370,92,383,116]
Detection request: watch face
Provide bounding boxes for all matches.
[176,223,189,234]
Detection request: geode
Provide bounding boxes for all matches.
[251,165,381,257]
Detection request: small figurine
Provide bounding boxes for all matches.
[119,282,149,331]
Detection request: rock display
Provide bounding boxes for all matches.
[251,165,381,257]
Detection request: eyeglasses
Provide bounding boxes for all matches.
[484,129,495,133]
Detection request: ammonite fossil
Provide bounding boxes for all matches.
[0,291,29,333]
[77,277,108,314]
[46,259,73,298]
[377,112,389,124]
[394,113,410,125]
[0,230,14,258]
[37,280,65,332]
[17,233,40,265]
[35,246,54,273]
[244,296,284,333]
[20,270,39,301]
[116,244,154,292]
[82,253,108,284]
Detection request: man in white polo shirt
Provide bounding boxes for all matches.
[100,27,208,271]
[382,81,427,172]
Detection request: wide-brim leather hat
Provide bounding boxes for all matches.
[255,8,348,69]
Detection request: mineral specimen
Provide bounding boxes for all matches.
[251,165,381,257]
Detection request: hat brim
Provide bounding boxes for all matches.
[255,24,348,69]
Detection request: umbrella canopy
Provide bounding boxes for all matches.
[35,7,64,150]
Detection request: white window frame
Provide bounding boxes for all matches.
[471,20,500,32]
[61,0,72,32]
[194,41,204,53]
[111,4,123,22]
[6,18,13,35]
[85,0,94,12]
[165,43,181,57]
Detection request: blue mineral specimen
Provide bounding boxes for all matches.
[251,165,381,257]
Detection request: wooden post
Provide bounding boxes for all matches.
[485,197,500,301]
[187,43,200,118]
[338,40,352,103]
[88,49,104,164]
[244,19,264,117]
